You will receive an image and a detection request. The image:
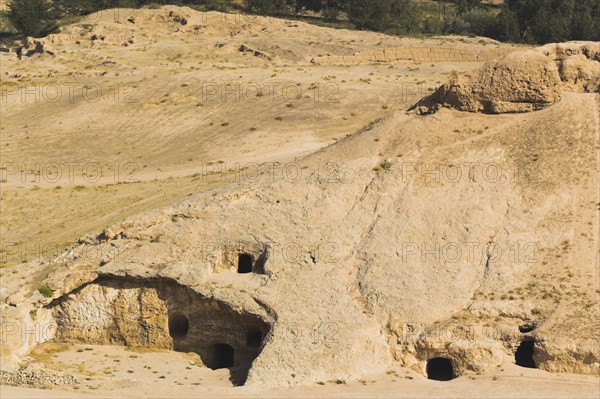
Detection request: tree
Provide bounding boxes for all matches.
[8,0,57,37]
[454,0,481,13]
[55,0,142,17]
[503,0,599,43]
[504,0,541,39]
[493,7,520,42]
[321,0,348,20]
[346,0,416,32]
[245,0,293,15]
[530,6,569,43]
[570,0,600,40]
[295,0,323,13]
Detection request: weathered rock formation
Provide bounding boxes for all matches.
[537,42,600,93]
[52,277,271,384]
[411,42,599,114]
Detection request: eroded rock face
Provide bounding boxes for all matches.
[3,90,598,384]
[536,42,600,93]
[411,42,599,114]
[411,50,562,114]
[53,277,272,384]
[53,280,172,349]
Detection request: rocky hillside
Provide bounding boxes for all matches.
[0,6,598,390]
[411,42,599,114]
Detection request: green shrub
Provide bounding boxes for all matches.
[380,160,392,171]
[38,284,54,298]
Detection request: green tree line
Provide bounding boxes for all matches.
[7,0,600,44]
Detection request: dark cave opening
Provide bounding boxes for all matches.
[515,340,537,368]
[426,357,454,381]
[238,253,253,274]
[168,312,189,340]
[206,343,235,370]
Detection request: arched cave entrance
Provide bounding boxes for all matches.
[238,254,253,274]
[515,340,536,368]
[168,312,189,340]
[206,343,235,369]
[426,357,454,381]
[51,277,272,385]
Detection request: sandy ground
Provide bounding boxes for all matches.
[0,7,514,267]
[1,343,599,399]
[0,56,479,267]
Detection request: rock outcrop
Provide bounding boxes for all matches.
[537,42,600,93]
[411,42,599,114]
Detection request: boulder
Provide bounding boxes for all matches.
[411,50,562,114]
[410,43,600,114]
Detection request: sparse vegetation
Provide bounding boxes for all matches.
[38,284,54,298]
[151,234,162,243]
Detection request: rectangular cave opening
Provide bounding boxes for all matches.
[238,253,253,274]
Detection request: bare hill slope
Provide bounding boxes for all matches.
[1,5,598,394]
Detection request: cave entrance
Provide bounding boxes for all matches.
[238,254,253,274]
[426,357,454,381]
[168,312,189,340]
[52,277,273,386]
[206,343,235,369]
[515,340,536,368]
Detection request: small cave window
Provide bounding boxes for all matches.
[238,254,253,274]
[515,340,536,368]
[246,330,263,348]
[206,343,234,370]
[426,357,454,381]
[168,312,189,340]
